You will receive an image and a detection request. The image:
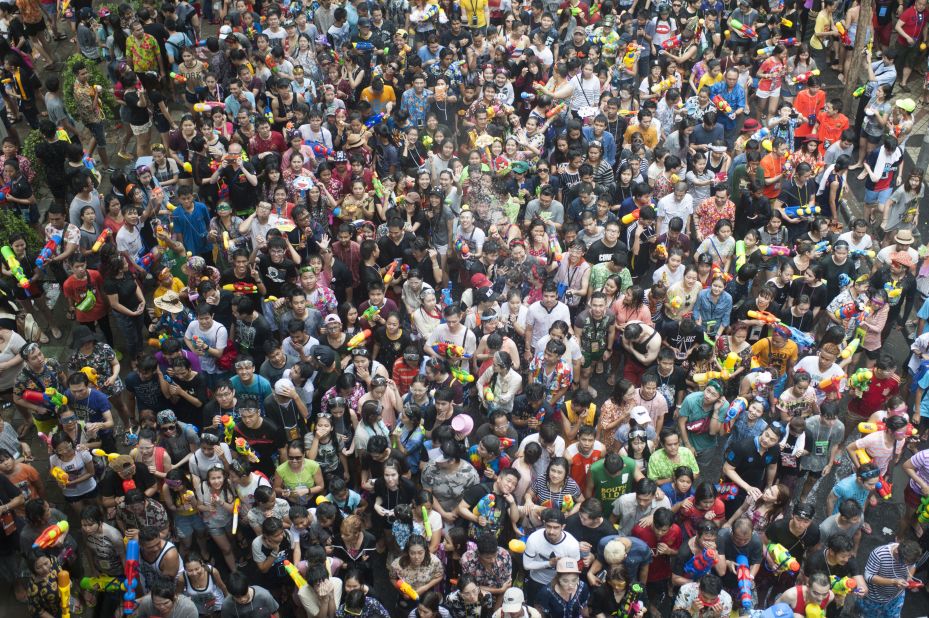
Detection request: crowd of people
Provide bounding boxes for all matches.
[1,0,929,616]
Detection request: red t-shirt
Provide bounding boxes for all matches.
[567,445,603,489]
[631,522,683,581]
[63,269,109,322]
[896,6,929,44]
[794,89,826,137]
[849,374,901,416]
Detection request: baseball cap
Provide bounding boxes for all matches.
[630,406,651,426]
[762,604,794,618]
[219,25,232,39]
[501,588,525,612]
[274,378,295,396]
[556,557,581,573]
[470,273,491,288]
[311,345,337,367]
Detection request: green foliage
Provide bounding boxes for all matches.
[61,54,119,121]
[0,208,41,253]
[21,129,45,189]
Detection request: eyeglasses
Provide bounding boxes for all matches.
[60,416,77,423]
[288,455,303,461]
[161,424,177,431]
[235,361,254,369]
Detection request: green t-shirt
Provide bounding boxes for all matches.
[678,391,728,453]
[275,459,321,506]
[588,456,637,515]
[647,446,700,482]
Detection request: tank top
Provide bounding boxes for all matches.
[183,567,225,615]
[793,585,827,617]
[141,541,185,591]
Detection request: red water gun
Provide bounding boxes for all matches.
[876,475,893,500]
[621,209,640,225]
[818,375,844,393]
[221,282,259,294]
[836,21,852,46]
[661,34,682,50]
[33,520,69,548]
[728,18,757,39]
[92,228,112,252]
[747,310,778,324]
[712,95,732,114]
[136,251,156,271]
[792,69,820,85]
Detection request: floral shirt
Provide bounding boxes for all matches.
[421,459,481,512]
[673,581,733,617]
[307,285,338,315]
[27,556,63,618]
[67,342,125,397]
[444,589,494,618]
[73,81,103,125]
[460,547,512,589]
[126,33,161,73]
[400,88,432,126]
[391,554,445,591]
[336,597,390,618]
[695,197,735,241]
[115,497,170,533]
[528,353,572,404]
[13,358,65,422]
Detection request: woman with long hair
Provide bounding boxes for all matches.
[391,535,445,614]
[723,483,791,534]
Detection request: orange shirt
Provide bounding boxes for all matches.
[815,111,849,155]
[760,152,786,199]
[793,89,826,138]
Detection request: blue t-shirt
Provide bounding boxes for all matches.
[170,202,212,256]
[830,474,870,514]
[229,375,272,409]
[65,388,113,438]
[596,535,653,581]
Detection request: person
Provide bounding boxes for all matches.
[856,541,921,618]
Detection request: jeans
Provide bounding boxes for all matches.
[857,593,906,618]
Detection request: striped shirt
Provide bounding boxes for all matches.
[864,543,911,603]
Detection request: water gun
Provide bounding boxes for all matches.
[723,397,748,432]
[90,449,122,464]
[51,466,69,487]
[818,375,844,393]
[728,18,757,39]
[147,333,169,349]
[655,243,668,261]
[814,240,830,254]
[747,310,779,324]
[1,245,32,294]
[352,41,375,52]
[394,578,419,601]
[359,305,382,323]
[306,141,334,159]
[854,449,872,465]
[784,205,820,217]
[541,494,575,512]
[455,238,471,257]
[716,482,740,501]
[736,555,753,610]
[383,259,401,284]
[433,342,472,359]
[193,101,224,113]
[779,37,798,46]
[839,338,860,359]
[217,415,236,445]
[34,520,69,549]
[756,45,777,56]
[221,282,258,294]
[711,264,733,284]
[283,560,307,588]
[123,538,140,615]
[884,282,902,299]
[372,173,385,198]
[622,43,640,71]
[853,85,867,97]
[346,329,372,350]
[661,34,682,50]
[135,251,156,271]
[235,437,259,462]
[621,209,640,225]
[484,387,494,402]
[549,234,563,262]
[23,388,68,408]
[712,95,733,114]
[758,245,791,256]
[79,577,127,592]
[92,228,112,252]
[546,102,567,118]
[830,576,857,595]
[834,303,860,320]
[766,543,800,574]
[693,370,730,385]
[850,249,876,259]
[918,495,929,524]
[791,69,820,85]
[59,570,71,618]
[876,474,893,500]
[450,365,475,384]
[859,421,917,437]
[751,127,771,142]
[683,548,718,578]
[722,352,741,373]
[836,21,852,46]
[228,496,240,535]
[474,493,496,522]
[169,71,187,83]
[651,76,675,95]
[364,112,385,128]
[806,604,824,618]
[422,506,432,539]
[441,283,453,308]
[35,235,62,270]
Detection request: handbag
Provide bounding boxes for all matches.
[216,341,238,371]
[685,414,712,434]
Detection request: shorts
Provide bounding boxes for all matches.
[582,349,605,368]
[174,512,206,538]
[64,486,98,503]
[864,131,883,145]
[756,87,781,99]
[87,121,107,146]
[864,347,881,360]
[23,19,46,37]
[904,484,923,509]
[130,120,152,136]
[864,187,893,204]
[893,41,923,69]
[207,523,230,537]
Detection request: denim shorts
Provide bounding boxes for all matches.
[865,187,893,204]
[174,512,206,538]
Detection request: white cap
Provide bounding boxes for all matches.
[630,405,651,426]
[501,588,525,613]
[219,25,232,39]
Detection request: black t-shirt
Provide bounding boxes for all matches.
[98,466,156,499]
[373,326,412,370]
[233,314,274,366]
[764,517,821,566]
[125,372,170,412]
[35,140,71,190]
[123,90,151,126]
[724,437,779,490]
[461,481,514,540]
[104,274,140,308]
[585,239,627,266]
[328,257,352,304]
[818,256,857,302]
[660,322,704,361]
[234,418,286,478]
[257,253,297,298]
[205,291,235,331]
[171,372,209,427]
[219,162,260,216]
[565,513,615,551]
[263,393,308,444]
[376,232,415,267]
[787,280,828,311]
[201,398,237,436]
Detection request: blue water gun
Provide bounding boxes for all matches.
[441,282,453,308]
[364,112,385,127]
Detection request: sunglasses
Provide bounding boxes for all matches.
[161,424,177,431]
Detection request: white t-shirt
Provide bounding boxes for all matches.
[184,320,229,374]
[536,334,582,368]
[116,223,144,260]
[656,193,694,236]
[793,355,845,404]
[524,301,571,351]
